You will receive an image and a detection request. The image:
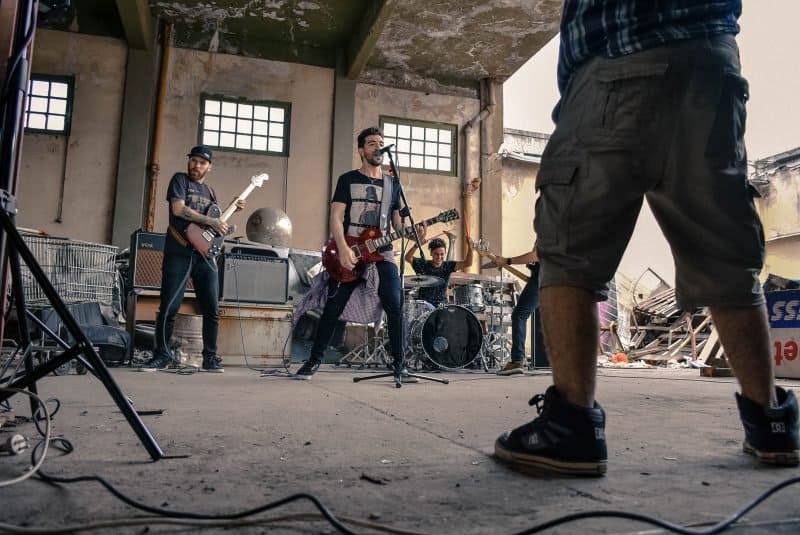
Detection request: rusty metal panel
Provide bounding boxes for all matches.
[218,303,293,367]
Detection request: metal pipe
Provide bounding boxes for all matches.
[461,79,495,272]
[144,21,172,232]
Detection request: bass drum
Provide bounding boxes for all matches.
[410,305,483,370]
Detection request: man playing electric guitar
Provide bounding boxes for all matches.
[139,146,245,372]
[294,127,405,380]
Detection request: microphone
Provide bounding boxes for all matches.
[376,144,394,155]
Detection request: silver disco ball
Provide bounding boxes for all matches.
[246,207,292,247]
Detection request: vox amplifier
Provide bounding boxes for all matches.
[129,230,194,291]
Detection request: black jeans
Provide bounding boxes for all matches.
[154,247,220,361]
[310,261,402,364]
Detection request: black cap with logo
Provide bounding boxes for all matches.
[187,146,213,162]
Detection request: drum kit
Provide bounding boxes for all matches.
[335,273,515,372]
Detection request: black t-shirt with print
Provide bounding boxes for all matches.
[165,172,216,253]
[411,258,456,306]
[331,170,400,237]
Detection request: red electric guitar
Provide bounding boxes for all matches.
[322,208,460,283]
[184,173,269,259]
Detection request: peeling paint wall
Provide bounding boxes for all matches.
[500,159,537,255]
[18,30,127,243]
[155,48,334,250]
[756,165,800,278]
[353,83,480,259]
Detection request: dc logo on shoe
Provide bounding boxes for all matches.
[595,428,605,440]
[771,422,787,433]
[526,434,541,447]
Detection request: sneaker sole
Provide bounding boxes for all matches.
[293,374,314,380]
[494,439,607,476]
[200,368,225,373]
[496,368,525,376]
[743,442,800,466]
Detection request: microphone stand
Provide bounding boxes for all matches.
[353,147,448,388]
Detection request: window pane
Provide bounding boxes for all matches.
[49,99,67,115]
[424,156,437,169]
[397,139,411,152]
[253,106,269,120]
[203,132,219,146]
[411,140,424,154]
[31,80,49,96]
[219,132,236,147]
[237,119,252,134]
[439,143,451,157]
[425,128,438,141]
[438,158,451,171]
[268,137,283,152]
[221,101,236,117]
[220,117,236,132]
[50,82,68,98]
[235,134,251,150]
[28,113,46,129]
[204,100,220,115]
[410,154,424,168]
[268,122,283,137]
[411,126,424,140]
[238,104,253,118]
[425,142,437,155]
[269,107,285,122]
[47,115,65,131]
[398,153,410,167]
[397,124,411,138]
[30,96,48,113]
[384,137,397,148]
[439,129,452,144]
[383,123,396,137]
[252,136,267,151]
[253,121,268,135]
[204,115,219,130]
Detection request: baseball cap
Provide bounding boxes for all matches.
[187,146,213,162]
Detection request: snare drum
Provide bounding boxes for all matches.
[452,284,485,312]
[409,305,483,369]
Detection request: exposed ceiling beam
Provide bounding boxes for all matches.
[115,0,152,50]
[346,0,395,80]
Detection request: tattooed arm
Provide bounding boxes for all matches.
[170,200,228,234]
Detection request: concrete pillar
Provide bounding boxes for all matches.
[110,23,159,249]
[330,50,357,195]
[479,79,504,269]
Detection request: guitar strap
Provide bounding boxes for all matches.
[379,172,393,234]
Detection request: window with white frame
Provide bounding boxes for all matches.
[25,74,73,135]
[380,117,456,175]
[200,95,290,156]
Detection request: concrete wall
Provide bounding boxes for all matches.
[756,165,800,278]
[500,159,537,256]
[18,30,127,243]
[153,48,335,251]
[353,84,480,259]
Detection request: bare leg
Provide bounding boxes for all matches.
[709,304,776,407]
[540,286,599,407]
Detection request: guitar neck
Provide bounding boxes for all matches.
[219,183,257,222]
[369,215,445,249]
[474,248,530,283]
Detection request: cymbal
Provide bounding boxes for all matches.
[403,275,444,288]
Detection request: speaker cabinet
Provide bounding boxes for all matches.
[218,253,288,304]
[129,230,193,291]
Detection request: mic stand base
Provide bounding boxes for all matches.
[353,368,449,388]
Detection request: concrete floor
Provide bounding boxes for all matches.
[1,365,799,534]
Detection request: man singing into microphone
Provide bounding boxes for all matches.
[294,127,407,380]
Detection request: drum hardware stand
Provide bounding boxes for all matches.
[481,281,513,371]
[352,145,447,388]
[335,326,391,369]
[0,0,163,460]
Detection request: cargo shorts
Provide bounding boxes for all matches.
[534,34,765,310]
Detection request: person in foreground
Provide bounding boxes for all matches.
[141,146,245,372]
[494,1,799,476]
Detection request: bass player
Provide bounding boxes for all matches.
[139,146,245,372]
[294,127,405,379]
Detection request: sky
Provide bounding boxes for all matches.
[504,1,800,161]
[502,2,800,284]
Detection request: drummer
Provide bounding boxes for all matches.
[404,227,473,307]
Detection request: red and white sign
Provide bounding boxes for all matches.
[767,290,800,379]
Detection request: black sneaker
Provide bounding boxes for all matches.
[138,354,172,370]
[494,386,607,476]
[735,386,799,466]
[202,356,224,373]
[294,358,321,380]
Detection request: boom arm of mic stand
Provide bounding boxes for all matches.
[386,150,426,261]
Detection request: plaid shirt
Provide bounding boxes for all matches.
[557,1,741,94]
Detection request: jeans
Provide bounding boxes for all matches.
[311,261,403,363]
[154,247,220,361]
[510,264,540,362]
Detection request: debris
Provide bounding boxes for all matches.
[360,473,388,485]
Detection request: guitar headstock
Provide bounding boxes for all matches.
[436,209,459,223]
[251,173,269,188]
